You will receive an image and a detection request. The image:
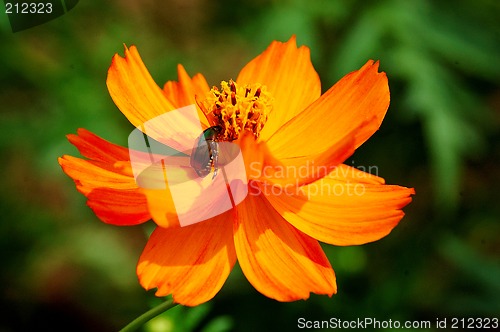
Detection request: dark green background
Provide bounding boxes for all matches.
[0,0,499,331]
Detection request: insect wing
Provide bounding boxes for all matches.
[190,126,222,178]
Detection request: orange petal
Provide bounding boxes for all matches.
[60,129,151,225]
[258,125,357,187]
[107,45,176,125]
[233,187,336,301]
[264,165,415,246]
[140,159,243,228]
[67,128,130,164]
[141,187,179,229]
[107,45,175,129]
[58,156,137,193]
[266,60,389,158]
[163,65,209,107]
[162,64,210,128]
[58,156,151,225]
[236,36,321,141]
[255,116,384,187]
[71,128,233,229]
[107,46,202,149]
[87,188,150,225]
[137,212,236,306]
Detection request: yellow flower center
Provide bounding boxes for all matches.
[201,80,273,141]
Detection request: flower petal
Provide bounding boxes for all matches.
[107,46,202,149]
[137,212,236,306]
[264,165,415,246]
[59,129,151,225]
[255,115,383,187]
[86,188,150,225]
[236,36,321,141]
[58,156,136,193]
[233,186,336,301]
[58,156,151,225]
[258,125,358,187]
[139,160,239,228]
[141,187,179,229]
[266,60,389,159]
[163,64,210,107]
[162,64,210,128]
[68,128,130,163]
[107,45,176,134]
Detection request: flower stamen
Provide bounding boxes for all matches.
[201,80,273,141]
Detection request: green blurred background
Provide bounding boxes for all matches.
[1,0,499,331]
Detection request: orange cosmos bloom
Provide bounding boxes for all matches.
[59,36,415,306]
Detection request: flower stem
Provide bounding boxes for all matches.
[119,297,178,332]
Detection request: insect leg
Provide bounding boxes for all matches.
[211,141,219,179]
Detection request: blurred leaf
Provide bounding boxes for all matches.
[183,303,212,331]
[144,302,233,332]
[439,235,500,315]
[440,235,500,293]
[201,315,234,332]
[331,0,497,212]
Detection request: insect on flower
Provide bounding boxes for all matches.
[190,125,223,178]
[59,36,415,307]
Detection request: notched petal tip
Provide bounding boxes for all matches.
[365,59,388,83]
[106,43,179,143]
[112,44,136,58]
[57,155,67,167]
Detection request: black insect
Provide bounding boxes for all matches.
[190,126,223,178]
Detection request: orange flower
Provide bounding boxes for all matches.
[59,37,414,306]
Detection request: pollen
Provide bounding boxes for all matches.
[200,80,273,141]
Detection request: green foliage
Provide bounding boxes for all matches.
[144,302,233,332]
